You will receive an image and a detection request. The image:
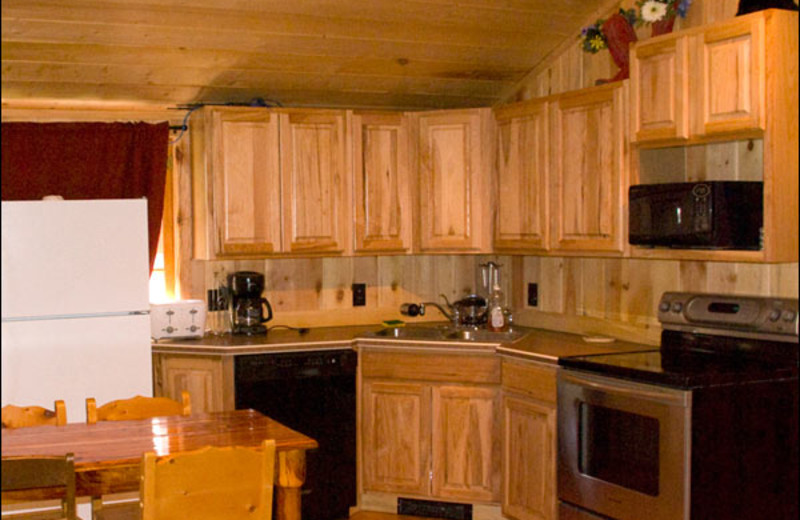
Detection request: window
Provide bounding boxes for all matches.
[149,143,177,303]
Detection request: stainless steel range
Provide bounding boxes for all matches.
[557,292,798,520]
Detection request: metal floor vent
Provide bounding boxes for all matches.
[397,498,473,520]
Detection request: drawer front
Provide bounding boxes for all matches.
[501,358,557,404]
[361,350,500,384]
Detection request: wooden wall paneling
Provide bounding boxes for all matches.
[263,258,323,312]
[376,256,414,309]
[619,259,679,326]
[602,259,624,322]
[578,258,607,320]
[320,257,355,309]
[770,264,800,298]
[175,134,195,300]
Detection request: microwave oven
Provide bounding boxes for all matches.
[628,181,763,250]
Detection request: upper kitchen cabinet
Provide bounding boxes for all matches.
[191,107,349,259]
[550,83,627,255]
[351,111,412,254]
[632,9,797,144]
[493,100,550,253]
[279,110,349,255]
[413,109,494,253]
[191,107,282,259]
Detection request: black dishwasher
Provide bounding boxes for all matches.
[234,349,357,520]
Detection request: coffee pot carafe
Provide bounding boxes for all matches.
[227,271,273,335]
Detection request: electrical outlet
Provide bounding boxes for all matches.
[352,283,366,306]
[527,283,538,307]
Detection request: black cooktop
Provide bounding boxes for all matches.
[559,345,798,389]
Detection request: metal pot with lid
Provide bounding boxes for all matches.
[452,294,488,326]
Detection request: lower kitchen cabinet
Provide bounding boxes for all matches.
[359,348,501,504]
[152,353,233,413]
[501,358,558,520]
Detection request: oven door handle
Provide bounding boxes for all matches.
[560,371,691,407]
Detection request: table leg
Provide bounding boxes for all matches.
[276,449,306,520]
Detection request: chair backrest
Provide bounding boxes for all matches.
[86,391,191,424]
[1,453,78,520]
[1,400,67,429]
[140,438,276,520]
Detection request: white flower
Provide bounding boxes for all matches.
[641,0,668,22]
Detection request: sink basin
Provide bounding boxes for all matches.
[367,325,525,343]
[371,327,447,339]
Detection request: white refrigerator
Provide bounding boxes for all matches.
[1,199,153,423]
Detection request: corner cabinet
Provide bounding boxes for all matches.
[351,111,412,254]
[359,348,501,504]
[550,83,627,254]
[191,106,349,259]
[413,109,493,253]
[501,358,557,520]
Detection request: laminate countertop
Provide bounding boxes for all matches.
[152,323,653,365]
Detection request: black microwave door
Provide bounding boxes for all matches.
[629,190,711,246]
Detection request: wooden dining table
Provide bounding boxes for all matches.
[1,408,318,520]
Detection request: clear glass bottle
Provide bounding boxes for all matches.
[486,283,506,332]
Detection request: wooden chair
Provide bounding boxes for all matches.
[1,401,67,429]
[85,392,191,425]
[140,439,276,520]
[1,453,79,520]
[85,392,191,520]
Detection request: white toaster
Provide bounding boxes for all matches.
[150,300,206,339]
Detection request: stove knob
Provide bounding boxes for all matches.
[769,309,782,322]
[782,310,796,322]
[671,302,683,313]
[659,301,671,312]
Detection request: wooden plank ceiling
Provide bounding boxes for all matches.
[2,0,610,110]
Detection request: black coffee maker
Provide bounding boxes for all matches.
[227,271,273,335]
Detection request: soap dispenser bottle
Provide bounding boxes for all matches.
[486,273,506,332]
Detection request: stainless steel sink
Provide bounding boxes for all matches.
[366,325,525,343]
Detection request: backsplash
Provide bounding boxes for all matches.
[187,254,798,341]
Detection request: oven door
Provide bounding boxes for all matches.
[557,370,691,520]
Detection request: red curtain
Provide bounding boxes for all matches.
[1,122,169,272]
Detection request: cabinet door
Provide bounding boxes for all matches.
[551,85,626,253]
[200,107,282,257]
[362,381,431,495]
[698,16,764,135]
[494,102,549,251]
[352,112,412,253]
[416,109,490,252]
[502,395,556,520]
[431,385,500,502]
[280,110,349,254]
[152,354,229,414]
[631,37,689,142]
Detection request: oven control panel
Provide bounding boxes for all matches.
[658,292,798,338]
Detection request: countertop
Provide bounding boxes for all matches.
[152,323,652,364]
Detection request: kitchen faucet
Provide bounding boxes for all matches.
[400,294,460,326]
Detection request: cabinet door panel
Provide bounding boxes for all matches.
[494,102,549,251]
[211,109,281,256]
[417,110,489,252]
[631,38,689,142]
[154,355,225,414]
[431,385,500,502]
[353,112,411,253]
[700,17,764,134]
[551,86,625,253]
[280,111,348,253]
[502,396,556,520]
[362,381,431,495]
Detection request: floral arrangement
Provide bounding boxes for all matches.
[580,8,637,53]
[636,0,691,24]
